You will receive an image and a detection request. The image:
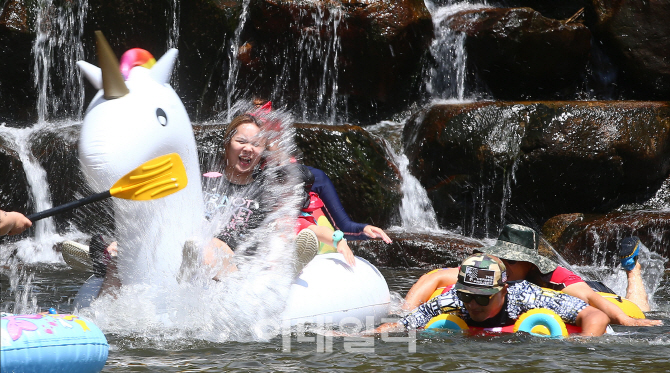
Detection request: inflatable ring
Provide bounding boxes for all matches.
[425,313,469,331]
[597,292,645,319]
[513,308,569,338]
[1,312,108,372]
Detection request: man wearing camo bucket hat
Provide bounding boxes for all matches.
[403,224,662,327]
[480,224,558,275]
[373,253,609,336]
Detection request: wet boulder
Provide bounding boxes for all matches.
[443,7,591,99]
[349,230,484,269]
[542,211,670,269]
[0,136,32,230]
[587,0,670,98]
[176,0,244,120]
[30,127,115,235]
[0,0,37,125]
[239,0,433,123]
[293,122,401,227]
[489,0,587,20]
[403,101,670,236]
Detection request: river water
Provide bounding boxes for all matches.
[1,260,669,372]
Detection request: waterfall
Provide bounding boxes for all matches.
[367,120,441,232]
[285,5,343,124]
[0,124,56,239]
[425,0,489,101]
[167,0,180,49]
[32,0,88,123]
[394,150,440,231]
[167,0,180,90]
[223,0,252,121]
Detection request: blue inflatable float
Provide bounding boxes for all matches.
[1,312,108,373]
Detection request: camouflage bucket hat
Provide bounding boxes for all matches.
[454,253,507,295]
[480,224,558,274]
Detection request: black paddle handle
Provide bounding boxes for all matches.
[26,190,112,222]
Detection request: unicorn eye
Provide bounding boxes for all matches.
[156,108,167,126]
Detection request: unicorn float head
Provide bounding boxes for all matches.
[76,32,204,287]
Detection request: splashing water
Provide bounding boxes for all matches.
[77,109,308,342]
[543,237,668,311]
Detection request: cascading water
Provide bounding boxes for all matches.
[32,0,88,123]
[221,1,343,124]
[166,0,180,90]
[0,123,66,262]
[279,6,343,124]
[425,1,489,101]
[223,0,252,121]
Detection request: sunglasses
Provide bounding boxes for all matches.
[504,259,518,265]
[456,291,495,306]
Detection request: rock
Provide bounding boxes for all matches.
[490,0,587,20]
[587,0,670,98]
[349,230,484,268]
[0,0,37,125]
[444,7,591,99]
[30,127,115,235]
[0,136,32,224]
[542,211,670,268]
[404,101,670,237]
[177,0,243,120]
[239,0,433,123]
[541,213,584,246]
[293,122,402,227]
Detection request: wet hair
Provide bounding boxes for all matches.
[219,114,266,172]
[222,114,262,150]
[298,165,315,209]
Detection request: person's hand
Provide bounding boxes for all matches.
[337,240,356,266]
[619,315,663,327]
[0,211,32,236]
[363,225,392,243]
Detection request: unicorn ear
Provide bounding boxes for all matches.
[77,61,102,90]
[150,49,178,85]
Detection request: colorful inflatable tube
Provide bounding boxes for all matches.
[1,312,108,373]
[424,308,581,337]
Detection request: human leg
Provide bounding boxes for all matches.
[619,237,651,312]
[204,238,238,280]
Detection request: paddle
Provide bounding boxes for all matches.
[27,153,188,222]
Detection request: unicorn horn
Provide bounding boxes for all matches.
[95,31,129,99]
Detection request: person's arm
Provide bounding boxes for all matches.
[308,225,355,266]
[403,268,459,310]
[574,306,610,336]
[307,166,384,241]
[563,282,662,326]
[0,210,32,236]
[523,283,608,336]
